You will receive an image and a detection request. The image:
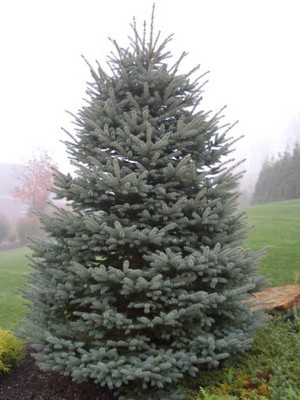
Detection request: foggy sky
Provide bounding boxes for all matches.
[1,0,300,190]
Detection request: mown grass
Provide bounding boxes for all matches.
[0,247,31,329]
[243,199,300,286]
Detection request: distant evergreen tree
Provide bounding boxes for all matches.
[285,143,300,199]
[252,143,300,204]
[22,10,266,400]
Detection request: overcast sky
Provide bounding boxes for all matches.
[1,0,300,188]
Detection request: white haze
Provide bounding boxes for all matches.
[1,0,300,192]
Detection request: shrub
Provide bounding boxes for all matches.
[183,309,300,399]
[244,310,300,397]
[0,213,9,244]
[0,329,26,373]
[16,216,41,244]
[8,230,17,244]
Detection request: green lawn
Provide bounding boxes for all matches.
[0,247,32,329]
[243,199,300,286]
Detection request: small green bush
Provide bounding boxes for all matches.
[0,329,26,373]
[7,230,17,244]
[0,213,9,244]
[16,216,40,244]
[242,309,300,398]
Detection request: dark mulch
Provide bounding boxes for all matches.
[0,348,115,400]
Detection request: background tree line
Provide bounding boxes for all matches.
[252,142,300,204]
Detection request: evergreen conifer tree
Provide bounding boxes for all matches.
[252,142,300,204]
[22,9,267,399]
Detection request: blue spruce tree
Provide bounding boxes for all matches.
[22,9,267,400]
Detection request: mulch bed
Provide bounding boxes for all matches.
[0,348,114,400]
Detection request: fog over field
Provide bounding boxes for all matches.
[1,0,300,193]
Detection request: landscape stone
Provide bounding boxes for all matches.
[253,284,300,312]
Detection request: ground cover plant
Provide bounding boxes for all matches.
[243,199,300,286]
[19,9,267,400]
[181,307,300,399]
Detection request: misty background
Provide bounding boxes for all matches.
[1,0,300,200]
